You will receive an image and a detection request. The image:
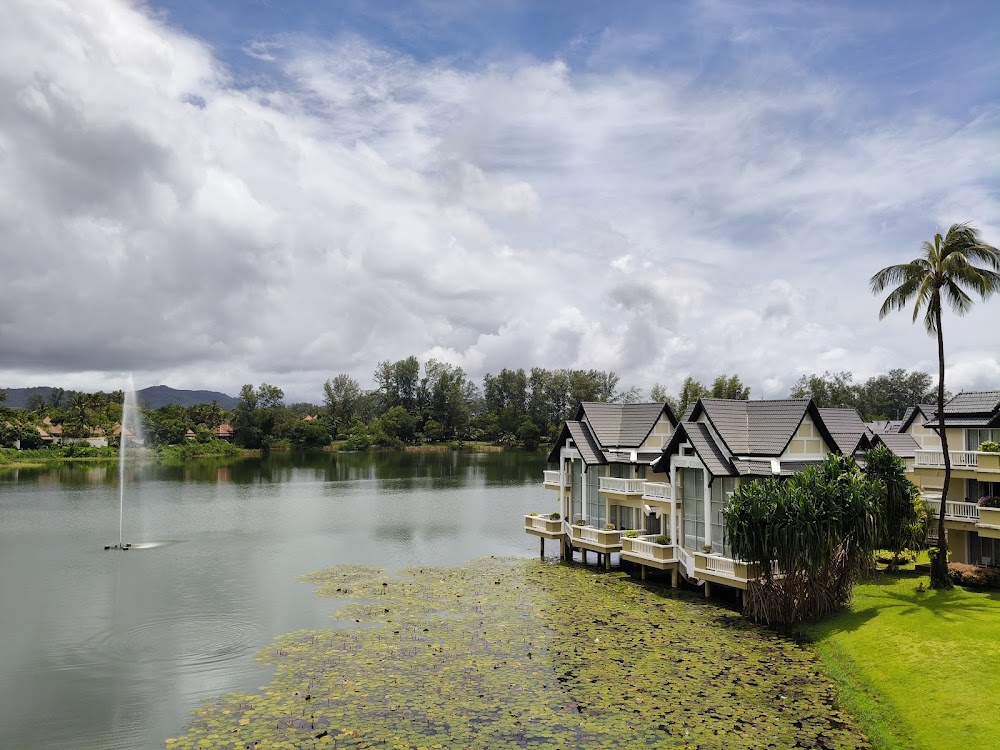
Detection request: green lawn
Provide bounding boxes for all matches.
[805,571,1000,750]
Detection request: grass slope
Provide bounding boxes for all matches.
[806,571,1000,750]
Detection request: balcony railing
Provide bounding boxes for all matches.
[914,450,1000,472]
[928,500,980,523]
[569,524,638,548]
[621,535,676,562]
[543,470,565,487]
[641,482,672,500]
[524,514,564,537]
[598,477,645,495]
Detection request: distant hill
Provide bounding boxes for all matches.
[1,384,239,410]
[137,385,239,410]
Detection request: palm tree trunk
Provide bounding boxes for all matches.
[931,302,953,589]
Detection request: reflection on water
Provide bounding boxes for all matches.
[0,450,546,750]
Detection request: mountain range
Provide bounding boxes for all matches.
[1,385,240,410]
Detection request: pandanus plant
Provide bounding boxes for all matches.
[725,454,881,626]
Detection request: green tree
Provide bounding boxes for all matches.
[516,417,542,451]
[676,377,708,416]
[855,369,934,421]
[864,445,924,570]
[25,393,46,414]
[870,221,1000,589]
[725,454,881,626]
[710,374,750,400]
[789,371,857,408]
[323,374,362,438]
[232,383,286,449]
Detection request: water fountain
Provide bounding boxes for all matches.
[105,374,144,551]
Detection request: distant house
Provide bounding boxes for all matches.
[184,429,197,441]
[214,423,234,441]
[41,417,63,445]
[303,415,318,422]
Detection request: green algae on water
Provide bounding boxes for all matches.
[167,558,868,749]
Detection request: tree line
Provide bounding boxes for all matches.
[0,364,939,452]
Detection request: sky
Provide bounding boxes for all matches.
[1,0,998,404]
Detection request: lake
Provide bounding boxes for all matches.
[0,450,548,750]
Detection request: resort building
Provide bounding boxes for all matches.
[526,402,677,569]
[528,397,856,595]
[906,392,1000,566]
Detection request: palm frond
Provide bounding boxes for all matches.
[869,262,923,293]
[942,280,974,315]
[877,274,923,319]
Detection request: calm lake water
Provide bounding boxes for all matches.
[0,451,547,750]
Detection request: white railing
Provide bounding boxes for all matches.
[641,482,672,500]
[543,470,564,486]
[677,546,696,579]
[577,527,601,543]
[598,476,646,494]
[524,514,560,531]
[914,450,979,468]
[702,556,736,576]
[626,536,676,561]
[929,501,980,522]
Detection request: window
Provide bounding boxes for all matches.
[967,428,1000,450]
[586,466,605,526]
[710,478,736,555]
[968,479,1000,502]
[681,467,705,549]
[571,461,583,520]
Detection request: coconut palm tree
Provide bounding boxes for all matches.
[870,222,1000,589]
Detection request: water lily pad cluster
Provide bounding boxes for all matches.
[167,559,868,749]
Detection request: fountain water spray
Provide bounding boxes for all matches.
[107,373,144,550]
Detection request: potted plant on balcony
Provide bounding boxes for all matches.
[549,512,561,520]
[573,518,587,526]
[654,535,671,546]
[603,523,616,531]
[622,530,640,539]
[701,544,714,555]
[979,440,1000,453]
[978,496,1000,508]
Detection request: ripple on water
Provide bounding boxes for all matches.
[91,614,260,673]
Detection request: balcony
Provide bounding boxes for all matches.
[927,499,980,524]
[542,470,566,488]
[570,524,629,551]
[914,450,1000,473]
[977,507,1000,540]
[693,552,771,589]
[598,477,645,495]
[620,535,676,569]
[641,482,672,501]
[523,514,564,539]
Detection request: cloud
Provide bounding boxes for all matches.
[0,0,997,403]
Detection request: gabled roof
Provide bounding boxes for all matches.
[692,398,837,457]
[575,401,676,448]
[870,432,920,460]
[546,420,606,465]
[924,391,1000,428]
[652,422,736,479]
[819,408,871,455]
[898,404,936,433]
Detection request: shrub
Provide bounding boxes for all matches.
[549,512,561,520]
[622,530,640,539]
[602,523,615,531]
[875,548,916,565]
[977,496,1000,509]
[653,535,671,545]
[528,512,538,517]
[573,518,586,526]
[949,563,1000,590]
[978,440,1000,453]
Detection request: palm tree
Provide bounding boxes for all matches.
[870,222,1000,589]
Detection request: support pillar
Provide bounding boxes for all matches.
[540,537,545,559]
[604,553,611,571]
[671,569,678,588]
[640,565,647,581]
[704,581,712,598]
